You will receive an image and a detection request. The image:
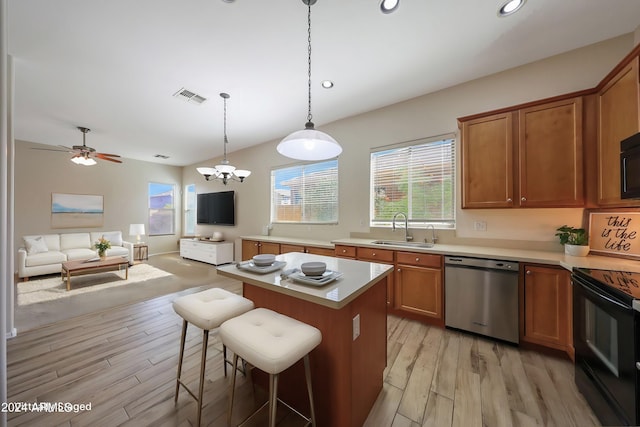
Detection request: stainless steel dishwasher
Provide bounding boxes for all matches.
[444,256,519,344]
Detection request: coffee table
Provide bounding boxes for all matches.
[61,256,129,291]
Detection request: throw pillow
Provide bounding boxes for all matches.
[24,236,49,254]
[101,231,123,246]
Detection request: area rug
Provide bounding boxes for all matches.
[17,263,173,306]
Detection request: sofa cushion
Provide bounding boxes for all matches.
[25,250,66,267]
[63,248,98,261]
[60,233,91,251]
[23,236,49,254]
[91,231,122,247]
[106,246,128,258]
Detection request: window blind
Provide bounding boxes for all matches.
[271,160,339,224]
[370,137,455,227]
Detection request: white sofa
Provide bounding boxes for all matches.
[18,231,134,280]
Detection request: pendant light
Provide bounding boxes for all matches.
[197,93,251,185]
[277,0,342,161]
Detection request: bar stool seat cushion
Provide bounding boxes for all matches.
[173,288,254,331]
[220,308,322,375]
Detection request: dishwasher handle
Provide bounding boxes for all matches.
[445,256,519,272]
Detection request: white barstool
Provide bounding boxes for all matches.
[220,307,322,427]
[172,288,254,427]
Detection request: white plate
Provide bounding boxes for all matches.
[288,270,342,286]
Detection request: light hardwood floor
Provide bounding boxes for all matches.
[7,256,601,426]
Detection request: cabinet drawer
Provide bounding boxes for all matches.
[357,247,394,263]
[335,245,356,258]
[396,251,441,268]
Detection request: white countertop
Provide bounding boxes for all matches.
[331,238,640,274]
[216,252,393,309]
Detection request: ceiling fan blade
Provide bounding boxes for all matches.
[96,152,121,158]
[58,145,75,151]
[96,154,122,163]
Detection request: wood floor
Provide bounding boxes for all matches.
[7,289,600,426]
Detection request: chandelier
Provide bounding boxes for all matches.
[276,0,342,161]
[197,93,251,184]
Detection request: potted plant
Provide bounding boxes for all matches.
[94,236,111,259]
[555,225,589,256]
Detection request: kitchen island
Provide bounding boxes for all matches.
[217,252,393,427]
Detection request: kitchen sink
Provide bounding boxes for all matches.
[371,240,435,248]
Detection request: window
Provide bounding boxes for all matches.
[271,160,338,224]
[370,136,455,228]
[184,184,196,235]
[148,182,175,235]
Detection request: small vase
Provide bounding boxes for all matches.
[99,251,106,259]
[565,244,590,257]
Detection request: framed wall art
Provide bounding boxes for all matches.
[51,193,104,228]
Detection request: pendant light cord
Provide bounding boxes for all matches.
[222,93,228,161]
[307,1,313,124]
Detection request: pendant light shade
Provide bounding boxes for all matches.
[277,122,342,161]
[277,0,342,161]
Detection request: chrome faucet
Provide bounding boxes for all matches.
[426,224,438,245]
[392,212,413,241]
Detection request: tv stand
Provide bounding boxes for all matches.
[180,239,233,265]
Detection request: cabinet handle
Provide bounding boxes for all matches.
[372,252,376,256]
[521,197,527,202]
[342,249,347,253]
[415,257,420,262]
[526,270,531,275]
[397,268,401,272]
[507,198,512,203]
[636,362,640,371]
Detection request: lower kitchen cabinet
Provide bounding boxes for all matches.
[394,252,443,326]
[521,264,573,355]
[357,247,395,307]
[241,239,281,260]
[334,244,356,259]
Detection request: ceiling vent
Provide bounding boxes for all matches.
[154,154,170,159]
[173,88,207,105]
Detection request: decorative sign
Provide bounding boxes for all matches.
[589,212,640,259]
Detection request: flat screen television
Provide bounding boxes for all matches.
[197,191,235,226]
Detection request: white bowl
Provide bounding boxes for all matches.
[301,262,326,276]
[253,254,276,266]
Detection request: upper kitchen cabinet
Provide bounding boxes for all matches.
[459,97,584,208]
[460,112,514,208]
[597,55,640,206]
[518,97,584,207]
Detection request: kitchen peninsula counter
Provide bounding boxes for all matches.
[217,252,393,427]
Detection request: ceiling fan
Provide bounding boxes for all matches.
[33,127,122,165]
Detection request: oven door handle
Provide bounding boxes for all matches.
[574,278,632,311]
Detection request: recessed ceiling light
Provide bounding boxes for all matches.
[380,0,399,14]
[498,0,526,17]
[321,80,334,89]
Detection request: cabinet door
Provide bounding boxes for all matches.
[241,240,260,260]
[394,264,442,321]
[260,242,280,255]
[522,265,571,351]
[597,56,640,206]
[519,97,584,207]
[461,112,514,208]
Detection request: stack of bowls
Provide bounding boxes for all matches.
[252,254,276,266]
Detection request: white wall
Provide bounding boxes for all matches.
[184,34,638,253]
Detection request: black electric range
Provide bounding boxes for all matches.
[572,267,639,426]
